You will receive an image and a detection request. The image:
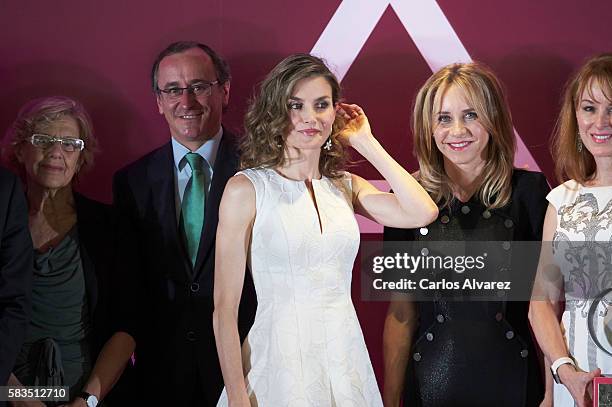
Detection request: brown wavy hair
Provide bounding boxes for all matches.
[240,53,346,178]
[553,53,612,184]
[412,62,516,209]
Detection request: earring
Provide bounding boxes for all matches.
[577,132,583,152]
[322,138,332,151]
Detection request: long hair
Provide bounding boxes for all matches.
[553,53,612,184]
[240,53,346,178]
[412,62,516,209]
[2,96,97,177]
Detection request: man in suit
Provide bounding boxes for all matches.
[109,41,255,406]
[0,167,32,407]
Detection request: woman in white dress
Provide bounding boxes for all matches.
[213,54,438,406]
[530,53,612,407]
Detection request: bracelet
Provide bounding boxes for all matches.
[550,356,576,384]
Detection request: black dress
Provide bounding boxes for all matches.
[384,170,549,407]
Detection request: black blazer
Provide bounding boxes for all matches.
[74,193,114,357]
[112,130,256,406]
[0,167,32,398]
[74,192,132,404]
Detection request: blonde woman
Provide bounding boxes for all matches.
[383,62,548,406]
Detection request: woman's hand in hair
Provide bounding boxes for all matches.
[337,103,374,149]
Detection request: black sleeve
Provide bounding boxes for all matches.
[521,172,551,241]
[383,187,416,243]
[0,170,33,385]
[111,171,141,343]
[384,225,415,242]
[76,194,117,354]
[383,225,416,269]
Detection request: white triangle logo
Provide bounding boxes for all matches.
[310,0,540,232]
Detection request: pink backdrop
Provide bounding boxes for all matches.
[2,0,610,388]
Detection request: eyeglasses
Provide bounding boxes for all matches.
[158,81,219,101]
[29,134,85,152]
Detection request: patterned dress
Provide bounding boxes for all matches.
[216,168,383,406]
[547,180,612,406]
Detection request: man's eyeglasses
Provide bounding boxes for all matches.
[29,134,85,152]
[158,81,219,101]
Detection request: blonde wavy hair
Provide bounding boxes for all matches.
[240,53,346,178]
[553,53,612,184]
[413,62,516,209]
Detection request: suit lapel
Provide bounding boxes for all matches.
[148,142,191,280]
[193,130,239,277]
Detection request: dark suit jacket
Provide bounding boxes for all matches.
[112,130,256,406]
[0,167,32,400]
[74,193,115,358]
[74,193,133,404]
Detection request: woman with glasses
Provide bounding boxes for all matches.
[382,62,548,406]
[213,54,438,406]
[2,96,115,406]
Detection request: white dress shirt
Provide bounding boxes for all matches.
[171,128,222,221]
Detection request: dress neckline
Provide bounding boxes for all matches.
[579,183,612,191]
[269,168,325,184]
[563,179,612,193]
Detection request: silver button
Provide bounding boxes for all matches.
[413,352,422,362]
[461,205,471,214]
[419,227,428,236]
[482,210,491,219]
[504,219,514,229]
[436,314,445,323]
[440,215,450,224]
[506,330,515,340]
[495,312,503,322]
[190,282,200,293]
[421,248,429,256]
[502,241,511,250]
[426,332,434,341]
[520,349,529,358]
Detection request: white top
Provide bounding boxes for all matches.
[217,167,382,407]
[546,179,612,405]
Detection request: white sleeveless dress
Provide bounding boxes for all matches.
[547,180,612,406]
[217,167,382,407]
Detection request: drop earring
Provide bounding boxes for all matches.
[576,132,583,152]
[323,138,332,151]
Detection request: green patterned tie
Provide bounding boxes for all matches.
[181,152,208,266]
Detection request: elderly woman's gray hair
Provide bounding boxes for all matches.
[3,96,98,173]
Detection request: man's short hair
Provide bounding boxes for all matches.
[151,41,231,93]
